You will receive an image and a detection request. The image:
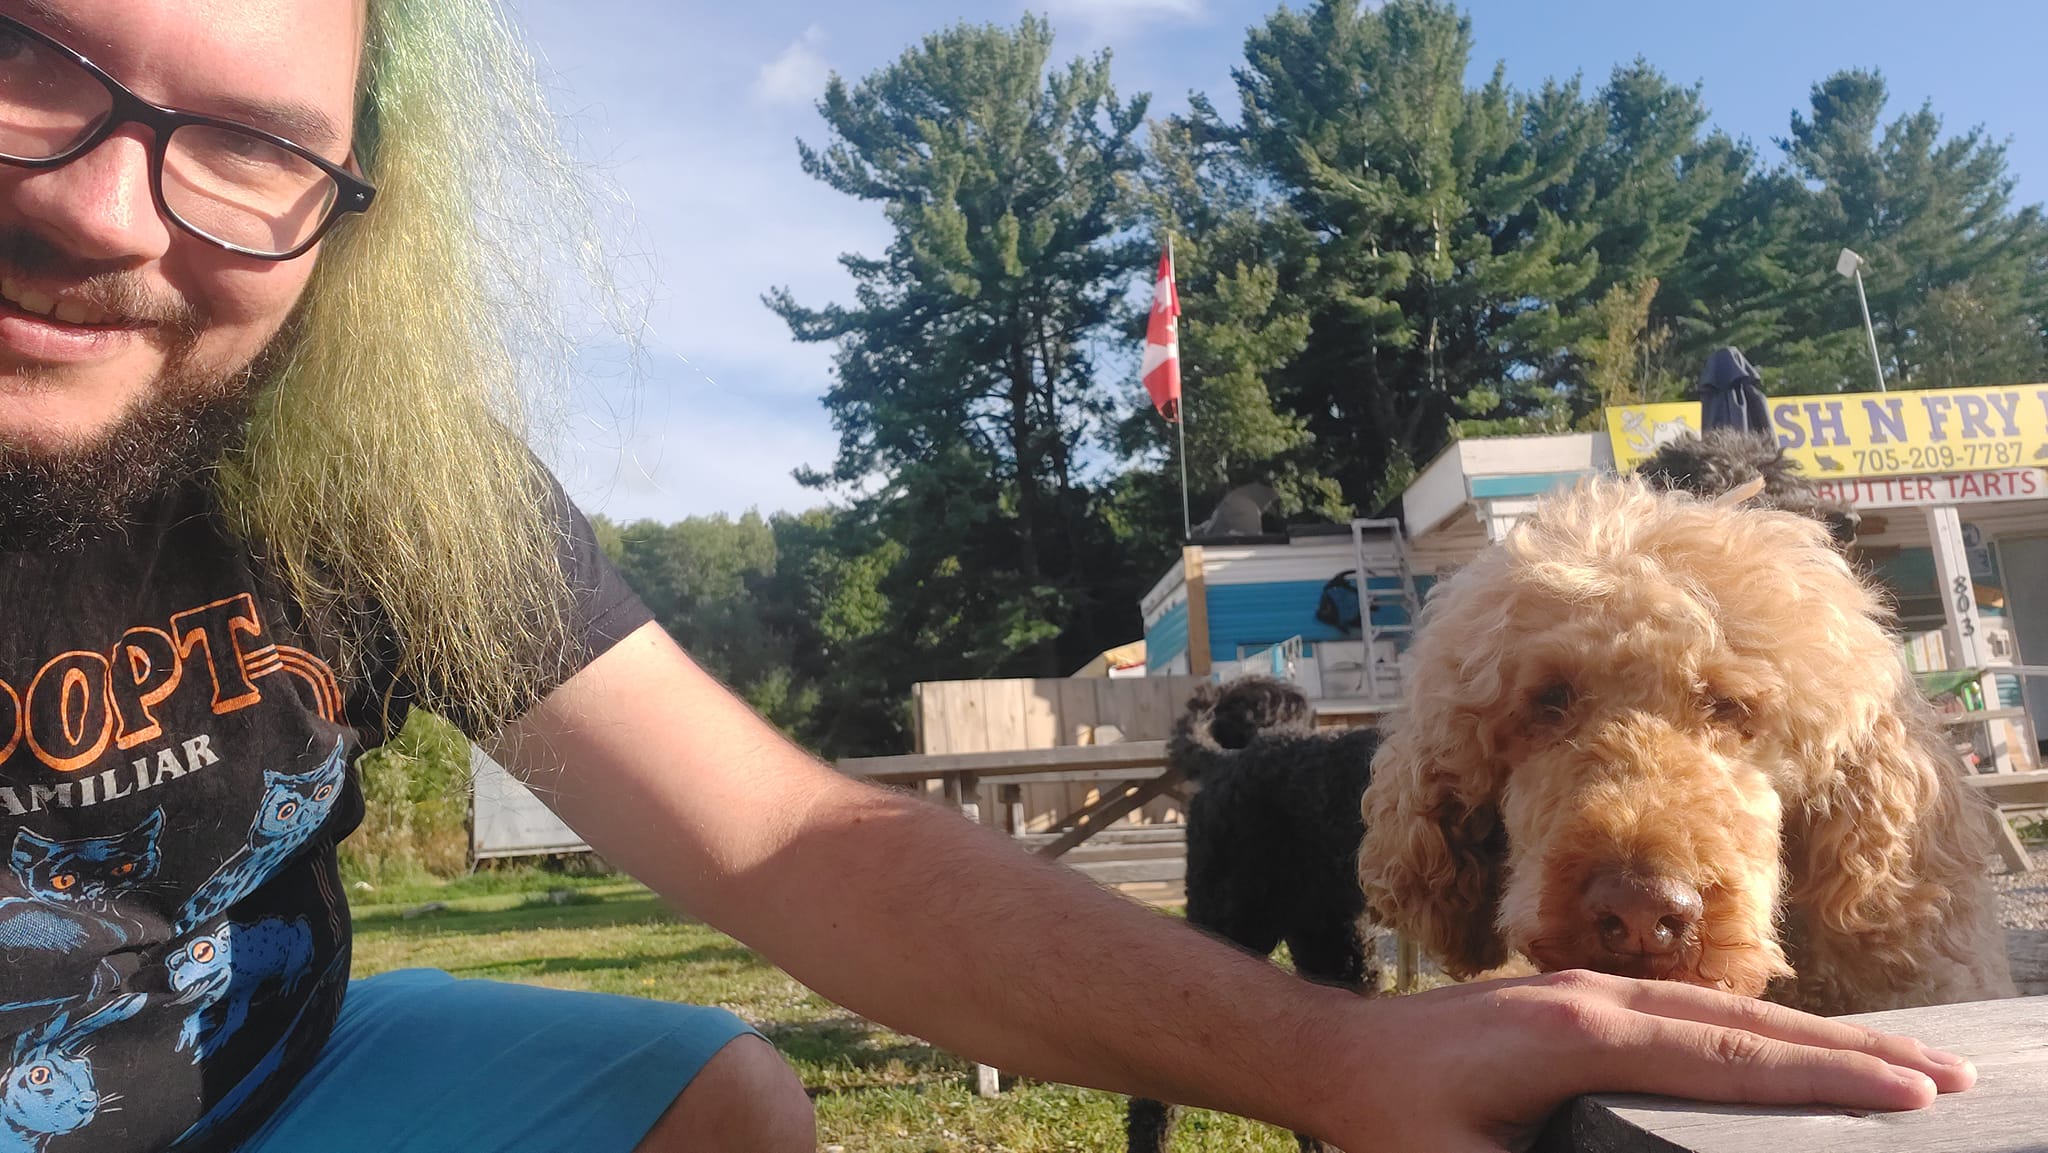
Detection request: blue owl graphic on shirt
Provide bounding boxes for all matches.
[177,737,348,935]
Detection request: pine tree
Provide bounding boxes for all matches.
[1233,0,1601,506]
[766,16,1150,677]
[1766,71,2048,392]
[1556,61,1752,401]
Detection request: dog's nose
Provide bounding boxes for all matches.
[1583,873,1703,957]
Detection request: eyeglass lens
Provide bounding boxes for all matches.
[0,22,342,256]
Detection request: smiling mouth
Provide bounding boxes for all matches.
[0,277,140,329]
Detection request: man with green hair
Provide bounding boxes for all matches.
[0,1,1978,1151]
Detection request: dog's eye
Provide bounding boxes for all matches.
[1704,694,1751,729]
[1531,681,1576,724]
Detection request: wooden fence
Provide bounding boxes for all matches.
[912,676,1206,832]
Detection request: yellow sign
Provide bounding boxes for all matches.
[1606,383,2048,480]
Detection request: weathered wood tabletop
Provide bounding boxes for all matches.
[1537,995,2048,1153]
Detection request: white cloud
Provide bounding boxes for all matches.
[753,25,832,109]
[1042,0,1205,36]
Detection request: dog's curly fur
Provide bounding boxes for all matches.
[1637,429,1862,547]
[1128,678,1378,1153]
[1192,675,1316,752]
[1358,477,2014,1014]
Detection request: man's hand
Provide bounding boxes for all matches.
[1313,969,1975,1152]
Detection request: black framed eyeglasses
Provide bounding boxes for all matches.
[0,13,376,261]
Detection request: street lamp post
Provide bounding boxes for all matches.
[1836,247,1887,393]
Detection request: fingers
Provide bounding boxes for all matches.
[1481,971,1973,1109]
[1589,1010,1942,1112]
[1598,975,1976,1093]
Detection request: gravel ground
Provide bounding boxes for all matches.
[1993,847,2048,995]
[1993,845,2048,930]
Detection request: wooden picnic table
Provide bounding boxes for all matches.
[1536,995,2048,1152]
[1963,770,2048,874]
[836,740,1171,785]
[836,740,1177,861]
[837,740,1178,1097]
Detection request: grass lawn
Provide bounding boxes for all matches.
[349,868,1303,1152]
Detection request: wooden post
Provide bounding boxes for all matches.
[958,772,983,824]
[1001,783,1025,836]
[1989,808,2033,873]
[1183,546,1212,678]
[1928,505,2012,771]
[911,682,927,754]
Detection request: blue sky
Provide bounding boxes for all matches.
[511,0,2048,525]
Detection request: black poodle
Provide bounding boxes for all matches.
[1127,677,1380,1153]
[1635,428,1861,546]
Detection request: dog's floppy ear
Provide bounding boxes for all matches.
[1357,713,1510,978]
[1786,683,1996,987]
[1357,547,1520,978]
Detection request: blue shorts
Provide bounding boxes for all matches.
[233,969,763,1153]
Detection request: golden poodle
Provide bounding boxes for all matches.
[1358,477,2015,1014]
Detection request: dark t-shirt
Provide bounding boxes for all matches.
[0,478,650,1152]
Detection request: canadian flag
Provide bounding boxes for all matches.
[1140,244,1181,422]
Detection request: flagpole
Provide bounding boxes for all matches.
[1178,397,1191,540]
[1170,234,1191,541]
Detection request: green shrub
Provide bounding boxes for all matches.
[341,710,472,885]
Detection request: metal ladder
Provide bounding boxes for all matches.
[1350,518,1423,704]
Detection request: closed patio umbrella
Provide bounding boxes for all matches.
[1698,347,1771,434]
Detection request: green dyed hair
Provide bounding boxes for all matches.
[218,0,643,736]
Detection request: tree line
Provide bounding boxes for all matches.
[599,0,2048,758]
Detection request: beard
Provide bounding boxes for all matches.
[0,367,257,550]
[0,226,266,550]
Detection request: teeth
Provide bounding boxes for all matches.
[0,279,111,325]
[12,286,53,317]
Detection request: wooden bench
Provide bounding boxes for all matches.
[838,741,1177,1096]
[1536,995,2048,1152]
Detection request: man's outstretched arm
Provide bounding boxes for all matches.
[500,623,1972,1151]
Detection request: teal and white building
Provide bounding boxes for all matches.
[1139,429,2046,763]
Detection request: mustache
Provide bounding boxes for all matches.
[0,227,206,336]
